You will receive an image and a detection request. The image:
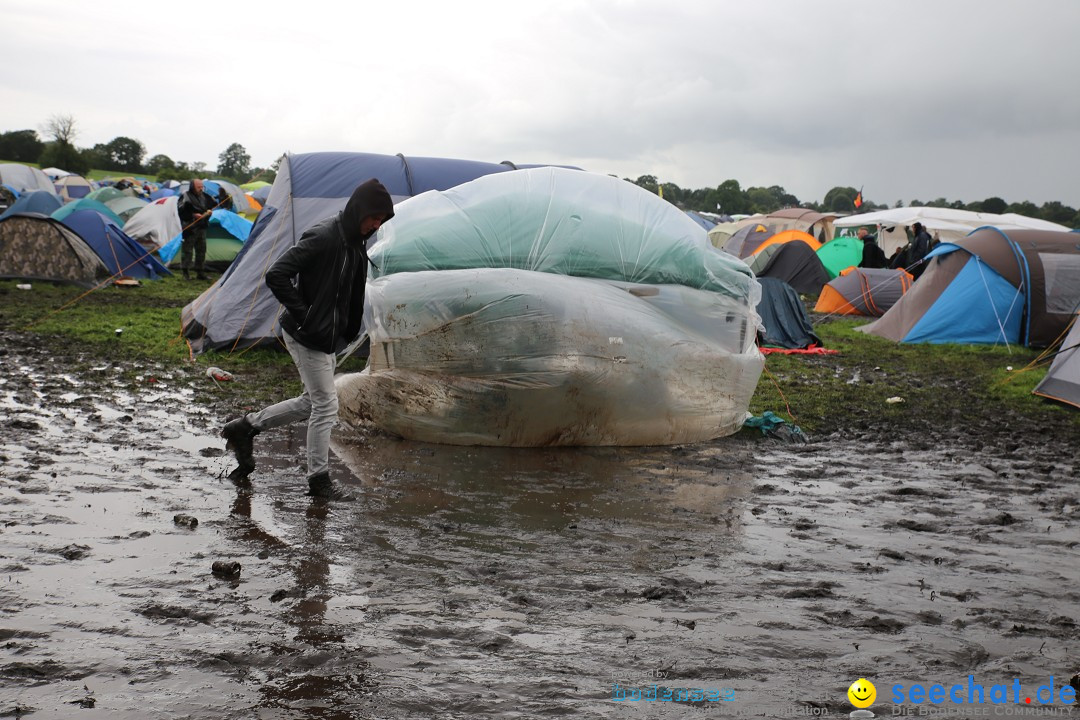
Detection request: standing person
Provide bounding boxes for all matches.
[221,179,394,500]
[857,227,888,269]
[177,179,217,280]
[909,222,933,279]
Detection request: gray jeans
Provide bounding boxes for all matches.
[246,331,338,478]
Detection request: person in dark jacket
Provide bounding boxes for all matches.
[221,179,394,500]
[908,222,934,279]
[177,179,217,280]
[857,227,888,269]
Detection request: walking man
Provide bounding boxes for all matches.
[222,179,395,500]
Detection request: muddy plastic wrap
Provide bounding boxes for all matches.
[337,268,764,446]
[370,167,757,303]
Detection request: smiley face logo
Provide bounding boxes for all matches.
[848,678,876,708]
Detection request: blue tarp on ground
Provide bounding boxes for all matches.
[59,209,171,279]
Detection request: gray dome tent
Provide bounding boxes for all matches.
[181,152,574,354]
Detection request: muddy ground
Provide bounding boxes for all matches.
[1,328,1078,719]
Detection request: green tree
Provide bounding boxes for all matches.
[715,179,748,215]
[823,185,857,213]
[217,143,251,180]
[37,141,90,175]
[0,129,45,162]
[97,136,146,172]
[981,196,1007,214]
[37,114,88,173]
[746,186,780,214]
[1006,200,1039,217]
[1039,201,1077,225]
[146,154,176,175]
[629,174,659,195]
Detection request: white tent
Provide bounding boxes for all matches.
[122,196,181,252]
[835,207,1070,256]
[0,163,59,196]
[1033,315,1080,409]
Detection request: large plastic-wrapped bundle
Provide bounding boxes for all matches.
[336,167,764,446]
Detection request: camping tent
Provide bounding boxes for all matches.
[1032,315,1080,409]
[723,223,776,257]
[0,214,110,287]
[177,179,254,216]
[157,209,254,269]
[814,267,913,317]
[685,210,716,231]
[52,198,125,227]
[816,235,864,278]
[858,227,1080,347]
[103,196,149,223]
[748,241,831,295]
[835,207,1071,257]
[0,164,58,196]
[756,277,822,349]
[181,151,567,353]
[707,221,740,250]
[750,229,821,257]
[123,196,182,254]
[0,190,63,220]
[54,175,94,203]
[735,208,838,244]
[58,209,170,280]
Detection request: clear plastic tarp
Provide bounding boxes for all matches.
[336,167,764,446]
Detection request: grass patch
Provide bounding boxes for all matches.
[1,279,1075,435]
[750,316,1075,434]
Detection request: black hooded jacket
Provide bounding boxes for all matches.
[265,179,395,354]
[178,185,217,234]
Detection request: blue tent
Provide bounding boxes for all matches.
[0,190,63,220]
[859,227,1080,347]
[150,188,177,201]
[685,210,716,231]
[182,152,576,353]
[59,209,171,280]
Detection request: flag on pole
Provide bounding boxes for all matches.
[853,186,864,209]
[658,184,664,199]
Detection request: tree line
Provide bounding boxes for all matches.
[625,176,1079,228]
[0,115,278,185]
[3,115,1076,227]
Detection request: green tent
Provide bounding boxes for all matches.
[816,236,863,278]
[52,198,124,227]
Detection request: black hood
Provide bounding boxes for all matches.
[341,179,395,242]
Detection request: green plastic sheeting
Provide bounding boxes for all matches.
[370,168,756,302]
[817,236,863,278]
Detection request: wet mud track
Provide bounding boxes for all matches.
[2,341,1078,718]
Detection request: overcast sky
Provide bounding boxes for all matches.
[4,0,1079,207]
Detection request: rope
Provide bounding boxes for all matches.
[810,267,914,325]
[761,363,799,425]
[971,255,1018,353]
[22,192,231,332]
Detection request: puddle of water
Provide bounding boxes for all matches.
[2,363,1077,718]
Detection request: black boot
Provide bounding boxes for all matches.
[306,471,355,501]
[222,416,259,480]
[183,268,191,280]
[196,267,210,281]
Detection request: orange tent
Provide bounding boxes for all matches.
[814,266,913,316]
[751,229,821,257]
